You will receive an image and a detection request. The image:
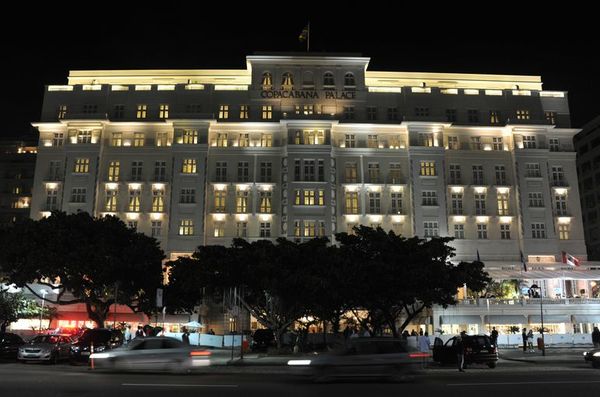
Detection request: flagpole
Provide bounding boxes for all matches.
[307,22,310,52]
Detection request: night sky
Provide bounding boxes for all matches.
[4,9,598,140]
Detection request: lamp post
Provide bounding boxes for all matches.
[39,289,48,332]
[530,283,546,356]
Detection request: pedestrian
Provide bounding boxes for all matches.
[455,333,465,372]
[208,328,216,336]
[592,327,600,348]
[135,325,145,339]
[491,327,499,347]
[343,325,351,340]
[401,330,409,340]
[181,327,190,345]
[410,329,417,337]
[124,325,132,345]
[418,332,431,368]
[522,328,528,352]
[527,329,534,352]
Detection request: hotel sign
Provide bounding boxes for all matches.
[260,90,356,100]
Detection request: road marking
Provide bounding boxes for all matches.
[122,383,238,388]
[448,380,600,387]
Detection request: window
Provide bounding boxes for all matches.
[151,221,162,237]
[474,193,487,215]
[344,72,355,87]
[470,136,482,150]
[468,109,479,123]
[128,189,141,212]
[500,224,511,240]
[387,107,399,121]
[343,106,355,120]
[104,190,117,212]
[182,159,197,174]
[261,72,273,89]
[477,224,488,239]
[516,109,530,120]
[448,164,461,184]
[74,158,90,173]
[281,72,294,88]
[558,224,569,240]
[415,107,429,117]
[240,105,249,119]
[218,105,229,119]
[111,132,122,147]
[522,135,536,148]
[368,163,380,183]
[490,110,501,124]
[303,220,317,237]
[133,132,144,147]
[261,105,272,120]
[447,136,459,150]
[368,192,381,213]
[389,163,402,183]
[545,111,557,125]
[367,135,379,148]
[294,159,301,180]
[83,104,98,114]
[156,132,168,147]
[472,165,484,184]
[237,161,249,182]
[216,133,228,147]
[525,163,541,177]
[318,160,325,182]
[154,161,166,181]
[493,137,503,151]
[446,109,457,122]
[259,162,272,182]
[213,222,225,237]
[236,190,249,212]
[420,133,434,147]
[260,133,272,147]
[186,104,202,114]
[58,105,67,119]
[131,161,143,181]
[344,134,356,148]
[528,192,544,207]
[531,223,546,239]
[497,192,509,215]
[238,133,249,147]
[555,194,568,215]
[391,192,403,214]
[345,163,357,183]
[259,191,272,212]
[551,166,566,186]
[294,189,302,205]
[451,193,463,215]
[367,107,377,121]
[302,130,325,145]
[422,191,438,206]
[179,188,196,204]
[53,132,64,147]
[152,189,165,212]
[214,190,226,212]
[303,160,315,181]
[549,138,560,152]
[70,188,86,203]
[108,161,120,181]
[235,221,247,238]
[127,221,138,231]
[454,224,465,239]
[420,161,436,176]
[182,130,198,144]
[423,221,439,237]
[48,160,62,180]
[323,72,335,87]
[179,219,194,236]
[159,104,169,119]
[215,161,227,182]
[77,130,92,144]
[113,105,125,119]
[46,188,58,210]
[345,192,359,214]
[260,222,271,238]
[136,104,147,119]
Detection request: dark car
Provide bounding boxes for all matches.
[18,334,72,363]
[69,328,123,364]
[583,348,600,368]
[433,335,498,368]
[250,329,275,352]
[0,332,25,359]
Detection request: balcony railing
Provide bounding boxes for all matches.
[457,297,600,306]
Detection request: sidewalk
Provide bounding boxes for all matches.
[499,347,587,364]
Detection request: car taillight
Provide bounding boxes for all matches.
[409,353,431,359]
[190,350,211,357]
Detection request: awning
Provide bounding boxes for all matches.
[528,315,571,323]
[440,315,481,325]
[486,269,600,280]
[484,315,527,324]
[572,315,600,323]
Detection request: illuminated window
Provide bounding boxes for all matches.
[136,104,147,119]
[420,161,436,176]
[490,110,501,124]
[522,136,537,148]
[262,72,273,89]
[57,105,67,119]
[70,188,86,203]
[77,130,92,144]
[422,191,438,206]
[294,189,301,205]
[531,223,546,239]
[74,158,90,173]
[423,221,439,237]
[131,161,143,181]
[113,105,125,119]
[108,161,120,181]
[111,132,122,147]
[261,105,273,120]
[240,105,249,119]
[216,133,228,147]
[128,189,141,212]
[151,221,162,237]
[303,130,325,145]
[516,109,530,120]
[156,132,168,147]
[214,190,226,212]
[238,133,249,147]
[344,134,356,148]
[182,130,198,144]
[493,137,503,151]
[180,188,196,204]
[182,159,197,174]
[447,136,459,150]
[558,224,570,240]
[259,191,272,212]
[180,219,194,236]
[420,133,434,147]
[500,224,511,240]
[218,105,229,119]
[281,72,294,89]
[470,136,482,150]
[159,104,169,119]
[152,189,165,212]
[259,162,272,182]
[345,192,359,214]
[367,135,378,148]
[303,220,316,237]
[545,111,556,125]
[53,132,64,147]
[133,132,144,147]
[236,222,248,238]
[260,133,272,147]
[260,222,271,238]
[105,190,118,212]
[497,192,509,215]
[303,190,315,206]
[236,190,248,212]
[215,161,227,182]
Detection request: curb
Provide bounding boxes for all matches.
[499,354,583,364]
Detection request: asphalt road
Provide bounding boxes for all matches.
[1,360,599,396]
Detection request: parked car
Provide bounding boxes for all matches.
[250,329,275,351]
[583,348,600,368]
[432,335,498,368]
[0,332,25,359]
[69,328,123,364]
[18,334,72,363]
[287,337,428,382]
[89,337,211,372]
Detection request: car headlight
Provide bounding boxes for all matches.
[584,352,589,356]
[593,352,600,357]
[287,359,311,366]
[90,353,110,359]
[93,346,106,352]
[70,346,80,352]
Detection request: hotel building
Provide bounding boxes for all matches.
[29,53,600,335]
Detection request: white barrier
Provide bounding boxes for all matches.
[163,332,224,348]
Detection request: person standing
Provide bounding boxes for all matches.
[418,332,431,368]
[491,327,499,347]
[135,325,145,339]
[181,327,190,345]
[124,325,132,345]
[592,326,600,348]
[522,328,528,352]
[455,333,465,372]
[527,329,534,352]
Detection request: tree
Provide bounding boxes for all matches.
[0,288,56,332]
[0,212,165,328]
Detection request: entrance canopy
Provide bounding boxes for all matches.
[486,268,600,281]
[440,315,481,325]
[484,315,527,324]
[528,315,571,323]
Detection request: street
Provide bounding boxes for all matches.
[1,359,600,396]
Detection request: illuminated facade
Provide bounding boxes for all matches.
[0,140,36,227]
[30,54,600,334]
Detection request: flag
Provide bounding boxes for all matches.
[476,249,481,262]
[562,251,580,267]
[520,250,527,272]
[298,24,309,42]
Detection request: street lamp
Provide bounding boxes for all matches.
[39,289,48,332]
[530,284,546,356]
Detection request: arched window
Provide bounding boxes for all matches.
[323,72,335,87]
[344,72,355,87]
[261,72,272,89]
[281,72,294,89]
[303,71,314,88]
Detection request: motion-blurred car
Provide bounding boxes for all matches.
[89,337,211,372]
[583,348,600,368]
[69,328,123,364]
[18,334,72,363]
[0,332,25,359]
[432,335,498,368]
[287,337,428,382]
